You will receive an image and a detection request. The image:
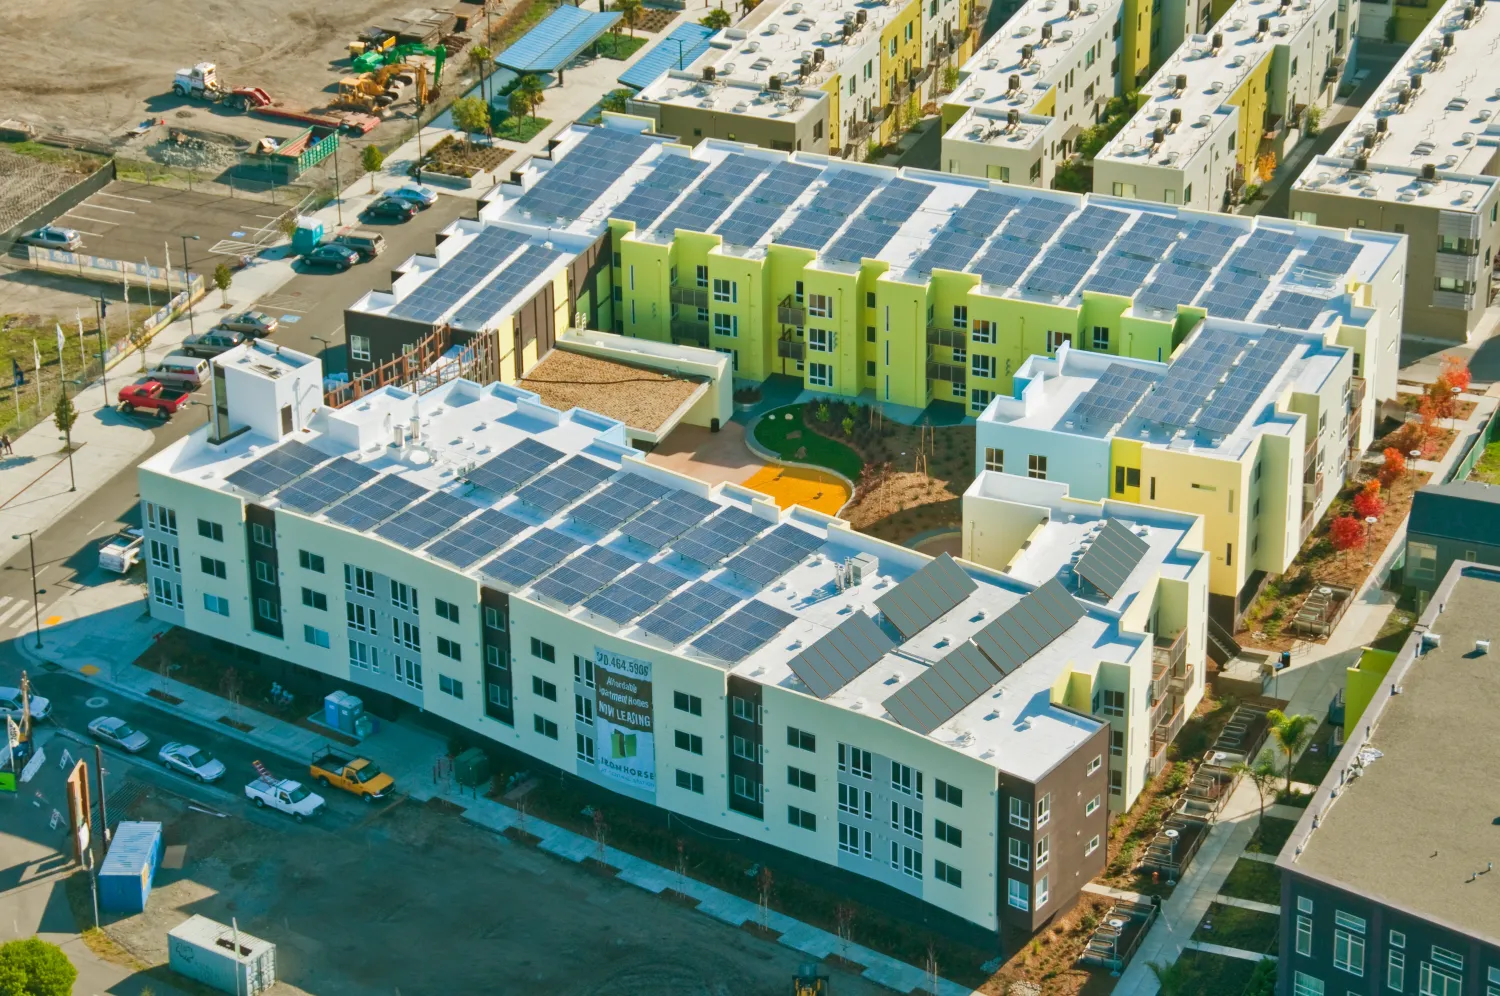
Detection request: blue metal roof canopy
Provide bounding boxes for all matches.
[618,23,715,90]
[496,5,623,74]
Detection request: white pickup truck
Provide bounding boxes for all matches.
[98,528,144,573]
[245,777,325,822]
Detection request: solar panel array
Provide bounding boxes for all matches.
[783,610,894,698]
[425,508,529,568]
[774,171,881,250]
[570,475,672,532]
[692,599,798,664]
[1257,290,1327,330]
[1118,213,1184,261]
[1024,243,1098,298]
[532,544,636,606]
[1074,519,1151,598]
[1194,328,1302,435]
[584,561,686,624]
[874,553,979,638]
[1057,206,1130,252]
[621,491,721,548]
[1083,252,1157,297]
[1226,229,1297,277]
[496,4,623,72]
[1005,199,1074,244]
[479,527,583,588]
[616,21,715,89]
[1071,363,1159,429]
[225,440,325,498]
[450,244,567,330]
[883,578,1084,734]
[1136,261,1211,312]
[972,236,1036,290]
[1200,267,1270,321]
[325,474,429,531]
[720,524,823,587]
[637,581,739,644]
[825,178,932,264]
[390,228,529,323]
[375,491,479,549]
[1167,221,1240,270]
[1298,236,1362,276]
[275,456,377,514]
[1134,327,1240,429]
[610,156,708,228]
[673,506,766,566]
[655,154,772,236]
[467,437,565,496]
[514,455,614,514]
[714,162,821,247]
[909,189,1019,275]
[513,127,655,223]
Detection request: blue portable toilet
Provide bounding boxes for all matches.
[291,216,324,256]
[323,690,349,730]
[99,821,163,914]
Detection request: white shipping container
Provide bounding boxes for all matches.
[168,915,277,995]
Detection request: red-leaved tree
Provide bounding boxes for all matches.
[1379,447,1406,487]
[1438,354,1471,394]
[1329,515,1365,552]
[1352,479,1384,520]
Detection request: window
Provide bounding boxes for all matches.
[837,784,871,817]
[934,819,962,846]
[1422,962,1462,996]
[533,715,559,740]
[1389,930,1403,949]
[489,684,511,709]
[1028,454,1047,479]
[972,319,996,345]
[675,730,702,754]
[1008,837,1030,869]
[251,523,272,547]
[484,646,505,672]
[731,696,757,723]
[1112,730,1125,756]
[808,327,834,352]
[574,655,595,688]
[1037,875,1049,908]
[256,598,278,622]
[197,519,223,541]
[695,264,708,288]
[934,779,962,806]
[787,726,816,751]
[1046,330,1072,353]
[484,606,506,632]
[1430,948,1463,973]
[301,625,330,649]
[1086,834,1100,856]
[395,657,422,690]
[733,735,762,763]
[984,447,1004,473]
[1296,916,1314,957]
[253,560,274,584]
[712,312,738,337]
[972,354,996,379]
[1086,794,1101,816]
[390,581,418,612]
[349,640,376,673]
[530,638,555,663]
[808,362,832,387]
[393,618,420,651]
[1292,972,1324,996]
[438,674,464,699]
[1087,755,1102,776]
[1007,879,1030,911]
[1111,181,1137,198]
[577,733,595,763]
[349,334,372,362]
[711,277,736,303]
[970,388,993,414]
[787,766,816,791]
[436,636,461,661]
[897,804,922,839]
[1092,326,1110,350]
[346,602,377,634]
[1408,541,1437,582]
[345,565,375,597]
[808,294,832,319]
[299,550,325,573]
[435,598,459,623]
[1009,797,1030,828]
[787,806,816,831]
[675,769,704,794]
[301,587,327,611]
[145,503,178,535]
[1387,951,1405,991]
[1035,834,1050,868]
[532,677,557,701]
[733,775,763,803]
[1110,769,1123,794]
[838,823,872,857]
[1101,690,1125,717]
[891,762,919,796]
[934,860,962,886]
[674,691,703,716]
[985,164,1010,182]
[152,577,183,609]
[200,556,226,579]
[951,305,968,329]
[891,842,922,879]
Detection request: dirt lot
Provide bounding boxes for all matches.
[108,780,891,996]
[0,0,454,145]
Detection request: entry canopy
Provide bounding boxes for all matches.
[496,6,623,73]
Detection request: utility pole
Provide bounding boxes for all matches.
[331,139,343,227]
[94,744,110,849]
[12,531,42,649]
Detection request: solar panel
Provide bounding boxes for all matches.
[425,508,530,568]
[532,545,637,606]
[655,154,773,235]
[513,454,614,514]
[374,491,480,549]
[1194,328,1302,435]
[324,474,429,532]
[1071,363,1159,429]
[1083,252,1156,297]
[1118,213,1184,261]
[617,21,715,90]
[513,127,656,224]
[609,155,708,228]
[1200,267,1270,321]
[1227,229,1297,277]
[466,437,566,496]
[784,610,895,698]
[692,599,798,664]
[1058,206,1130,252]
[570,475,672,532]
[636,581,739,644]
[875,553,978,638]
[972,236,1035,289]
[1257,290,1327,330]
[715,162,821,247]
[225,440,325,498]
[1136,261,1210,313]
[389,227,529,323]
[1074,519,1151,598]
[672,506,766,566]
[621,491,722,548]
[1003,199,1074,245]
[450,244,567,330]
[720,524,823,587]
[496,5,623,72]
[825,178,933,264]
[274,456,376,514]
[479,527,583,588]
[1168,221,1240,269]
[1024,244,1097,298]
[1297,236,1362,276]
[583,561,687,624]
[774,171,882,250]
[1133,326,1239,428]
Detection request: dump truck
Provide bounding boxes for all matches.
[310,746,394,801]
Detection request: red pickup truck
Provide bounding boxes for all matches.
[118,379,190,417]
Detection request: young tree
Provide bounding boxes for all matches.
[942,63,960,93]
[1232,754,1280,826]
[468,45,494,107]
[1378,446,1406,487]
[212,262,233,308]
[601,88,632,114]
[450,96,490,146]
[1439,353,1471,394]
[0,937,77,996]
[1255,149,1277,183]
[617,0,643,37]
[700,7,732,28]
[1329,515,1365,553]
[361,144,386,192]
[1266,709,1316,793]
[53,389,77,455]
[507,90,531,123]
[1352,479,1383,520]
[517,75,546,118]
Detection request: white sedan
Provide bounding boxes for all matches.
[0,686,50,721]
[87,716,150,753]
[158,742,226,783]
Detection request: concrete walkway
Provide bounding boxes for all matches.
[1184,940,1274,963]
[1212,896,1280,916]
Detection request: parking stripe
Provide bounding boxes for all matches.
[79,202,136,215]
[93,191,152,204]
[60,214,117,227]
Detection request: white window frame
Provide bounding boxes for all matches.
[350,334,372,362]
[1006,879,1029,911]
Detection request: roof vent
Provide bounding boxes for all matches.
[1174,73,1188,92]
[1477,638,1490,654]
[1423,162,1438,180]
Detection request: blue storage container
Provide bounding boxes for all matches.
[99,820,163,914]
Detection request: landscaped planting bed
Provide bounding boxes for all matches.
[1191,903,1280,954]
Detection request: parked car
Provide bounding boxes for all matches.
[180,329,246,358]
[333,229,386,261]
[303,244,359,272]
[21,225,82,250]
[118,379,190,417]
[386,185,437,209]
[0,686,50,721]
[88,716,150,753]
[219,310,278,336]
[98,528,144,573]
[310,746,394,801]
[245,777,324,822]
[148,355,210,390]
[365,197,418,222]
[158,742,226,783]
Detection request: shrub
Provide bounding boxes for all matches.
[0,938,77,996]
[816,402,831,423]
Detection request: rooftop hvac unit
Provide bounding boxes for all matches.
[1008,72,1021,90]
[1175,73,1188,91]
[1042,23,1054,41]
[1234,54,1247,66]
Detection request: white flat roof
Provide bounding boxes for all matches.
[636,72,829,123]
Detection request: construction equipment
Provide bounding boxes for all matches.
[170,62,272,111]
[348,29,396,58]
[793,964,829,995]
[352,42,446,87]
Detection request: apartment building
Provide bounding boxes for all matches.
[1403,481,1500,603]
[963,472,1208,809]
[134,339,1219,937]
[1289,0,1500,344]
[627,0,941,158]
[940,0,1126,187]
[973,321,1371,626]
[1093,0,1345,213]
[1277,562,1500,996]
[1358,0,1446,46]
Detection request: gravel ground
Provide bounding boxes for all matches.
[522,348,705,434]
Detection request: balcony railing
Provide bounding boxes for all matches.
[776,338,805,361]
[671,286,708,309]
[670,319,709,348]
[1304,436,1317,473]
[926,360,967,386]
[1301,503,1316,543]
[1303,472,1325,505]
[926,325,967,349]
[1152,629,1186,674]
[777,295,805,326]
[1169,661,1195,695]
[1151,703,1187,754]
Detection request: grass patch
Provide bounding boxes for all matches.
[493,115,551,143]
[1290,721,1337,785]
[1246,816,1297,856]
[1160,949,1269,995]
[753,404,863,483]
[0,306,152,439]
[1219,858,1283,906]
[1370,605,1417,653]
[594,32,647,59]
[1191,902,1280,954]
[1,139,105,170]
[1471,439,1500,484]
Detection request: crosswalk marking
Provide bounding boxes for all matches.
[10,602,49,630]
[0,599,24,629]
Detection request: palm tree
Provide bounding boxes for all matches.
[616,0,643,37]
[1267,709,1316,793]
[1232,755,1280,826]
[517,74,545,118]
[469,45,494,112]
[700,7,732,28]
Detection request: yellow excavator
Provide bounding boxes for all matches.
[336,62,429,112]
[793,965,829,995]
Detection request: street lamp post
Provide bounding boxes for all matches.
[179,234,201,337]
[59,380,75,492]
[12,531,43,649]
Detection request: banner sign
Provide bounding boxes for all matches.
[593,648,655,792]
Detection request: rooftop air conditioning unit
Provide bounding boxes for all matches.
[1477,638,1491,654]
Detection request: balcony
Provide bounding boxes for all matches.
[1148,664,1171,730]
[777,295,805,327]
[1301,503,1316,543]
[1169,661,1195,695]
[1152,629,1186,675]
[1151,702,1187,755]
[1303,437,1318,478]
[1303,472,1325,505]
[926,360,967,386]
[671,286,708,309]
[776,337,805,361]
[926,325,967,349]
[670,319,709,348]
